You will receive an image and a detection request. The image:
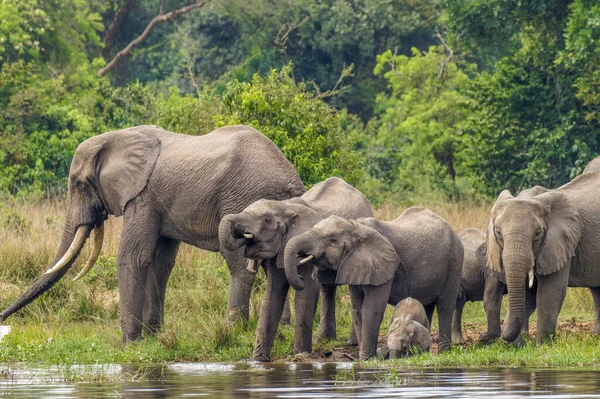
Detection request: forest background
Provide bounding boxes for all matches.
[2,0,600,204]
[1,0,600,365]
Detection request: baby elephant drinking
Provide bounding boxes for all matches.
[387,297,430,358]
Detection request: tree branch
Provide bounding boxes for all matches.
[97,1,207,77]
[101,0,137,61]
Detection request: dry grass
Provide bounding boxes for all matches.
[0,198,594,364]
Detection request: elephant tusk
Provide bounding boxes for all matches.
[298,255,315,265]
[528,269,534,289]
[247,259,263,273]
[45,225,90,274]
[73,223,105,281]
[243,233,254,240]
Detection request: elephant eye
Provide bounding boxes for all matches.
[330,238,338,244]
[534,228,544,240]
[494,226,502,239]
[264,217,272,224]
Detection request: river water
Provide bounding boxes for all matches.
[0,362,599,398]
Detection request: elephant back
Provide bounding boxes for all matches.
[301,177,373,219]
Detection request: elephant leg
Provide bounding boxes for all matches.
[280,296,292,326]
[589,287,600,335]
[118,205,160,343]
[253,266,289,361]
[221,247,255,323]
[452,295,467,344]
[480,279,505,342]
[358,282,391,360]
[535,267,569,344]
[293,266,320,354]
[349,286,364,348]
[523,285,537,337]
[315,284,336,342]
[424,303,436,326]
[143,236,180,334]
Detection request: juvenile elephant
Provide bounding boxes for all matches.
[219,177,372,361]
[284,207,463,359]
[452,228,506,344]
[387,297,430,358]
[485,161,600,343]
[0,125,305,342]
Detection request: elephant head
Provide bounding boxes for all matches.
[485,190,582,342]
[218,199,323,270]
[387,317,430,358]
[284,215,400,291]
[0,128,161,321]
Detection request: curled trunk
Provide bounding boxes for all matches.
[0,204,89,321]
[501,245,532,342]
[219,214,252,252]
[284,232,319,291]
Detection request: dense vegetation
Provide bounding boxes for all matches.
[1,0,600,201]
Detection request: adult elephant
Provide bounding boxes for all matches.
[0,125,305,342]
[485,162,600,343]
[219,177,372,361]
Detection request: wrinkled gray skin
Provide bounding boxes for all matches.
[219,177,372,361]
[387,297,430,358]
[486,160,600,344]
[0,125,304,342]
[285,207,463,359]
[454,187,547,344]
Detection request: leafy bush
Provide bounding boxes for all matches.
[216,65,363,186]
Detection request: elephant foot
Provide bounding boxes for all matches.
[348,328,359,346]
[315,325,336,342]
[142,322,162,335]
[437,341,451,354]
[479,330,500,344]
[511,334,527,348]
[252,353,271,362]
[452,333,467,345]
[121,333,144,344]
[593,322,600,336]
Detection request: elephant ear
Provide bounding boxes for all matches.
[410,321,431,353]
[335,222,399,286]
[477,243,506,284]
[76,129,161,216]
[486,190,514,274]
[275,203,323,269]
[534,191,583,276]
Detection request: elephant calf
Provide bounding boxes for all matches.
[284,207,463,359]
[452,228,507,344]
[387,297,430,358]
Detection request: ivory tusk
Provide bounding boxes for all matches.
[45,225,89,275]
[298,255,315,265]
[528,269,534,289]
[247,259,263,273]
[73,223,105,281]
[243,233,254,239]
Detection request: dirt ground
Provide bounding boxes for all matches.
[283,318,596,362]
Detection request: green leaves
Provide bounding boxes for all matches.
[217,65,362,186]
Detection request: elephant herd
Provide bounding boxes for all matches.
[2,125,600,361]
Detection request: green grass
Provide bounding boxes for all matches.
[0,199,598,367]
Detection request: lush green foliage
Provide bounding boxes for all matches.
[2,0,600,200]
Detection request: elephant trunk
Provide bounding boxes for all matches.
[0,202,90,322]
[219,213,253,252]
[501,238,533,342]
[284,231,320,291]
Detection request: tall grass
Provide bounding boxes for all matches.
[0,198,594,364]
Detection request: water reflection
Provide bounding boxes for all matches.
[0,362,599,398]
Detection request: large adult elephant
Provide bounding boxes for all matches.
[0,125,305,342]
[485,162,600,343]
[219,177,372,361]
